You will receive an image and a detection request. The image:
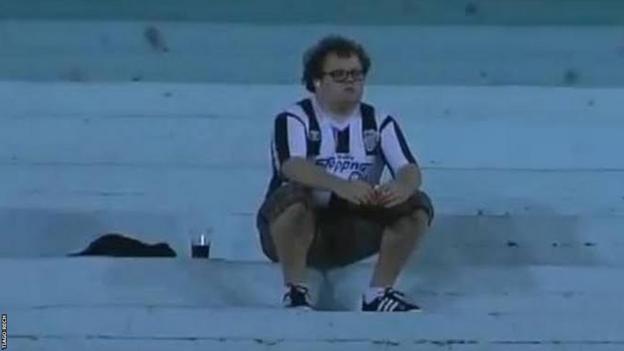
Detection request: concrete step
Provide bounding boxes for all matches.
[3,206,624,268]
[4,306,624,351]
[3,258,623,350]
[8,338,624,351]
[4,0,624,25]
[3,83,623,170]
[2,23,624,86]
[2,258,623,308]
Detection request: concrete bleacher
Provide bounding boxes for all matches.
[2,82,624,350]
[2,21,624,86]
[2,1,624,348]
[3,0,624,25]
[2,83,624,259]
[4,259,624,350]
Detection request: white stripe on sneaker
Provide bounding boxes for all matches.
[379,298,390,311]
[376,299,384,311]
[388,301,399,311]
[383,299,392,312]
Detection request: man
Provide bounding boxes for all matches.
[256,35,434,312]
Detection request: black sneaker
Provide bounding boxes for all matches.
[362,288,422,312]
[283,284,313,310]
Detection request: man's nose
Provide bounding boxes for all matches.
[343,76,357,84]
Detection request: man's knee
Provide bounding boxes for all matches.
[382,190,434,228]
[408,208,432,229]
[388,208,428,233]
[271,201,315,240]
[260,183,313,221]
[276,202,314,224]
[407,190,434,227]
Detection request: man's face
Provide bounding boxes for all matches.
[316,52,365,108]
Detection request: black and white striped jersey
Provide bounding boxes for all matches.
[266,96,417,206]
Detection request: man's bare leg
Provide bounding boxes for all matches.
[370,209,429,287]
[270,203,316,285]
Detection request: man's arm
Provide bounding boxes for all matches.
[379,115,418,180]
[394,163,422,194]
[281,157,343,192]
[281,158,376,205]
[377,115,422,207]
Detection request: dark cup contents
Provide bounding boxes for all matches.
[191,244,210,258]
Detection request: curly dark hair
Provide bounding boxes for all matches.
[302,35,371,93]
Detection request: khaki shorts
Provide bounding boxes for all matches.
[256,184,434,269]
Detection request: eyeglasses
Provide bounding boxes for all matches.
[321,69,365,83]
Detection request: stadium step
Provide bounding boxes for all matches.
[2,258,623,350]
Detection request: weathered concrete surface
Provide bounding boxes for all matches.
[1,82,623,350]
[2,22,624,86]
[2,258,624,351]
[1,83,623,261]
[4,0,624,25]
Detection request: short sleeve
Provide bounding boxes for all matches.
[380,115,416,176]
[273,113,307,166]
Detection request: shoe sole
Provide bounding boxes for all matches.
[285,305,314,311]
[361,308,423,313]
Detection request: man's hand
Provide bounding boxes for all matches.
[375,181,415,208]
[332,180,377,206]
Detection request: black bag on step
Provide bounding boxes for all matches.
[68,233,176,257]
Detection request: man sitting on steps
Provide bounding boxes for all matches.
[256,35,434,312]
